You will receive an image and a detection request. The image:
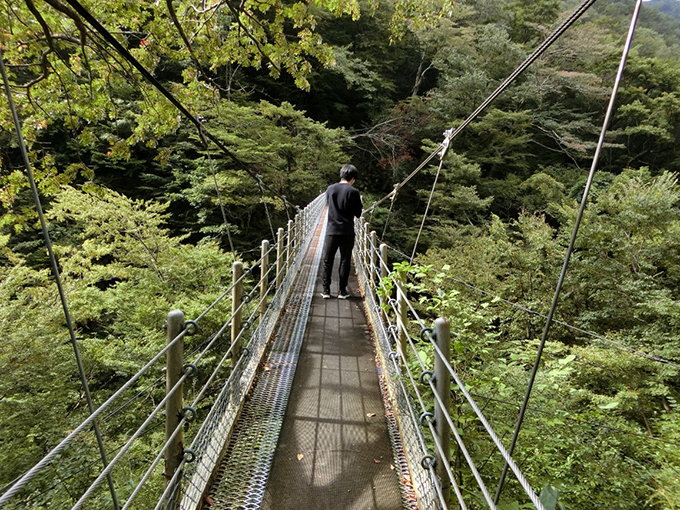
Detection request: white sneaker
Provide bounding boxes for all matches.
[337,291,350,300]
[321,291,331,299]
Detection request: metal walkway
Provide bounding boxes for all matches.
[204,218,404,509]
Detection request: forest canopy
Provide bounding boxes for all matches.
[1,0,680,508]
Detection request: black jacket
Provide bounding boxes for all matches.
[325,182,362,235]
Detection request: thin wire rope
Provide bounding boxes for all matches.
[375,236,680,368]
[0,326,189,505]
[71,372,190,509]
[361,224,544,507]
[62,0,298,210]
[381,327,449,507]
[121,413,189,510]
[381,189,397,239]
[418,330,545,510]
[365,0,598,216]
[102,375,165,423]
[16,421,165,508]
[443,274,680,368]
[202,135,235,252]
[410,153,447,263]
[0,50,120,510]
[257,175,277,241]
[401,361,466,509]
[473,392,680,448]
[495,2,644,501]
[397,328,470,510]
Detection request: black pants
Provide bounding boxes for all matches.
[322,234,355,293]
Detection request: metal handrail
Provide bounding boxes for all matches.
[0,194,326,510]
[353,218,545,510]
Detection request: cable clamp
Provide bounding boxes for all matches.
[182,363,198,378]
[420,327,434,343]
[419,370,434,385]
[183,449,196,463]
[419,412,435,427]
[181,406,197,422]
[420,454,437,470]
[184,320,199,336]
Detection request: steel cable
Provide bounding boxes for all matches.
[62,0,298,210]
[495,1,644,500]
[0,49,120,509]
[365,0,598,217]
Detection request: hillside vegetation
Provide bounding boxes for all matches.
[1,0,679,508]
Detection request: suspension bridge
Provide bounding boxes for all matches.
[0,193,545,510]
[0,0,661,508]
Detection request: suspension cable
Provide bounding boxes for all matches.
[494,0,645,502]
[199,127,236,252]
[256,174,277,241]
[0,50,120,510]
[410,138,451,262]
[365,0,599,217]
[62,0,296,210]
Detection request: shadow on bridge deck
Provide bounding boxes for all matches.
[261,263,403,510]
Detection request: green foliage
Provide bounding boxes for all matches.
[0,184,233,506]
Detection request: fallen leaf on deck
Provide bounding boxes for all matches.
[373,459,381,464]
[297,453,304,461]
[366,413,377,418]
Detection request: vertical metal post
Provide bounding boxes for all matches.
[362,220,369,269]
[286,219,294,270]
[260,240,270,321]
[231,261,244,368]
[434,317,452,504]
[370,231,378,290]
[380,243,389,322]
[165,309,185,506]
[396,273,408,367]
[276,227,285,288]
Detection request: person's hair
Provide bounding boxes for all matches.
[340,163,358,182]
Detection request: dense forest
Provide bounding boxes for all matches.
[1,0,680,508]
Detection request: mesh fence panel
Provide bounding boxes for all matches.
[353,224,440,510]
[177,195,326,510]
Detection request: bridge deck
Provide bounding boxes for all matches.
[262,266,402,510]
[203,224,404,509]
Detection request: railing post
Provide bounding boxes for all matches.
[286,219,294,270]
[361,220,369,269]
[434,317,452,503]
[231,261,243,368]
[380,243,388,280]
[370,231,378,290]
[380,243,388,323]
[396,273,408,367]
[260,240,269,321]
[276,227,285,288]
[165,309,185,506]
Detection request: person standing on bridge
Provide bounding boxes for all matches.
[321,164,362,299]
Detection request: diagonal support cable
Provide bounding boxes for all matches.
[0,50,120,510]
[365,0,599,216]
[62,0,295,210]
[494,0,645,503]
